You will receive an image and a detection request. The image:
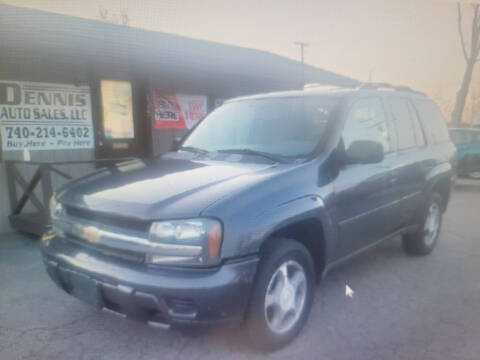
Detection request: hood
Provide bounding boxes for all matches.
[57,152,278,220]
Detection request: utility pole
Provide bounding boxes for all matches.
[294,41,309,87]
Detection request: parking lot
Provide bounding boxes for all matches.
[1,179,480,360]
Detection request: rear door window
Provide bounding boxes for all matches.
[412,99,450,144]
[408,102,426,147]
[387,97,416,150]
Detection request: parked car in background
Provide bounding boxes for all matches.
[41,84,456,350]
[449,127,480,179]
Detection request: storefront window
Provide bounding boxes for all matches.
[100,80,134,139]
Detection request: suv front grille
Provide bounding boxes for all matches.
[67,234,145,264]
[65,205,150,232]
[55,207,152,264]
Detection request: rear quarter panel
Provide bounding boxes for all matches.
[423,141,456,206]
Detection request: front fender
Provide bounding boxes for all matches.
[219,194,336,263]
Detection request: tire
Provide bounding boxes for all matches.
[245,238,315,351]
[402,192,443,256]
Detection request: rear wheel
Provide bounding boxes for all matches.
[402,193,443,255]
[245,239,315,351]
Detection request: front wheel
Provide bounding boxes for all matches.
[402,193,443,255]
[245,239,315,351]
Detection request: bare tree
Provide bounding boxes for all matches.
[97,6,129,26]
[98,6,109,22]
[452,3,480,124]
[121,9,129,26]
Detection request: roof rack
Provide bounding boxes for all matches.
[358,82,426,96]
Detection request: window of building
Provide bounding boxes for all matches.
[101,80,134,139]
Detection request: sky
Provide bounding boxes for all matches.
[2,0,479,119]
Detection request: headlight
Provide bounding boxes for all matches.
[49,196,64,219]
[147,218,222,266]
[49,196,66,238]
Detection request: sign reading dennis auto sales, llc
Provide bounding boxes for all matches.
[0,80,94,151]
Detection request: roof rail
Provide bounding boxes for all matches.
[303,83,350,91]
[358,82,426,96]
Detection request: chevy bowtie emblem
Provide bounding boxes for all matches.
[83,226,101,244]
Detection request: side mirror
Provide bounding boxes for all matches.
[346,140,384,164]
[170,136,182,151]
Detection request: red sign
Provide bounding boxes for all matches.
[152,91,207,129]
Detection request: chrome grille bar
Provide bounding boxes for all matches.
[52,214,202,257]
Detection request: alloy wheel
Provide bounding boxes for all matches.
[424,202,440,246]
[264,260,307,334]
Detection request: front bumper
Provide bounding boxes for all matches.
[41,235,258,327]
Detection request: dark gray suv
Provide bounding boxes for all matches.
[41,84,456,349]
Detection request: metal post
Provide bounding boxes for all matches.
[295,41,309,87]
[40,165,53,221]
[5,161,18,213]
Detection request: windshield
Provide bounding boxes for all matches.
[181,96,339,158]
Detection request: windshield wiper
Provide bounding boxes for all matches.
[179,146,209,155]
[217,148,283,163]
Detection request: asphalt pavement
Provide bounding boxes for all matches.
[1,179,480,360]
